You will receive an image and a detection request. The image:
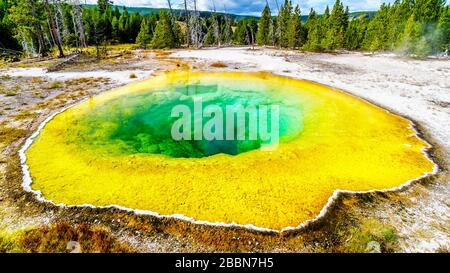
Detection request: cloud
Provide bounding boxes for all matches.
[84,0,448,16]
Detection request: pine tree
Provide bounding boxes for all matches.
[101,9,112,40]
[322,6,330,23]
[136,18,152,47]
[97,0,112,14]
[344,18,359,49]
[287,5,303,49]
[8,0,48,56]
[246,17,258,46]
[270,17,277,46]
[129,12,142,42]
[221,15,233,45]
[414,0,446,55]
[173,20,184,47]
[323,0,347,50]
[211,12,221,47]
[344,6,350,29]
[277,0,292,48]
[2,0,449,58]
[124,19,130,41]
[414,0,445,22]
[151,10,178,49]
[203,17,216,45]
[90,6,109,59]
[233,19,247,45]
[437,5,450,52]
[113,5,120,19]
[111,16,119,41]
[362,3,391,51]
[386,1,403,49]
[304,8,316,31]
[344,16,367,50]
[0,0,21,52]
[118,6,129,42]
[398,13,421,54]
[319,6,330,50]
[256,5,271,46]
[303,8,322,51]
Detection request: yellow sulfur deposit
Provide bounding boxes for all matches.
[25,72,435,230]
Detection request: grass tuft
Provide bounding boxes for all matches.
[340,218,398,253]
[210,62,228,68]
[0,124,27,145]
[43,81,62,89]
[20,221,133,253]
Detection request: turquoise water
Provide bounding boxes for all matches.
[69,83,304,158]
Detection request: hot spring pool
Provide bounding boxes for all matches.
[24,71,435,230]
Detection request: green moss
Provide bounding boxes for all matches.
[14,110,36,121]
[0,231,25,253]
[64,77,94,85]
[1,222,133,253]
[0,84,17,96]
[0,125,27,145]
[43,81,62,89]
[437,246,449,253]
[383,228,397,242]
[30,77,44,84]
[20,222,132,253]
[342,218,398,253]
[0,75,11,81]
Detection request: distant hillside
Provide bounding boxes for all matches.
[83,4,258,21]
[300,11,376,22]
[84,4,376,22]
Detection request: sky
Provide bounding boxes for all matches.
[83,0,449,16]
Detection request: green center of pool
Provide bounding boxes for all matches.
[71,83,304,158]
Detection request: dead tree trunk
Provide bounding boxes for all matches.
[29,0,47,57]
[223,4,231,46]
[193,0,200,48]
[44,0,65,57]
[184,0,190,47]
[72,0,86,49]
[211,0,220,48]
[55,1,67,45]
